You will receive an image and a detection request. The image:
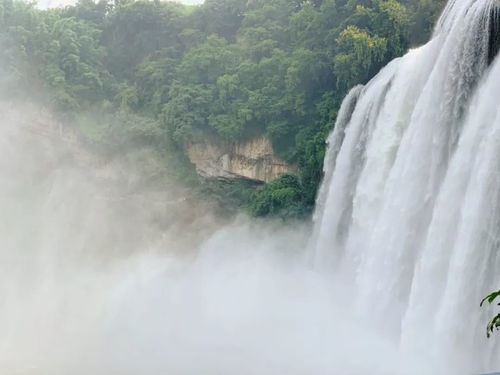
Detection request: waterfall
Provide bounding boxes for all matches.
[3,0,500,373]
[313,0,500,372]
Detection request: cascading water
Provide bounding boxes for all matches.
[313,0,500,372]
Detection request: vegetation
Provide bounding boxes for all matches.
[250,174,308,218]
[0,0,446,219]
[481,290,500,338]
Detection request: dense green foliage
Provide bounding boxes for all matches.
[481,290,500,338]
[250,174,308,218]
[0,0,446,218]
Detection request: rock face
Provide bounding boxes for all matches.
[185,136,297,183]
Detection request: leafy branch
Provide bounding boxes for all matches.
[480,290,500,338]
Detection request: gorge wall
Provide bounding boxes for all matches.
[185,136,297,183]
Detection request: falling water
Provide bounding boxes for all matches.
[313,0,500,372]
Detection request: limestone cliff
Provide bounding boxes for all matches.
[185,136,297,183]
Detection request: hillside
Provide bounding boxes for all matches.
[0,0,446,218]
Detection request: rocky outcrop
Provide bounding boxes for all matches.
[185,136,297,183]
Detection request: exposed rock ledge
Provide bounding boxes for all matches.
[185,136,297,183]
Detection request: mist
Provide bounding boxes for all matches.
[0,97,442,375]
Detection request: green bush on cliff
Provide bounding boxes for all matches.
[249,174,308,219]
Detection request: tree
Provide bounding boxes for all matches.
[334,25,387,89]
[101,0,185,78]
[197,0,247,41]
[163,83,212,143]
[176,35,241,85]
[249,174,308,219]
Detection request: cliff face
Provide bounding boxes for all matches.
[9,102,170,187]
[186,136,297,183]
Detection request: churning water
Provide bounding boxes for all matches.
[2,0,500,373]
